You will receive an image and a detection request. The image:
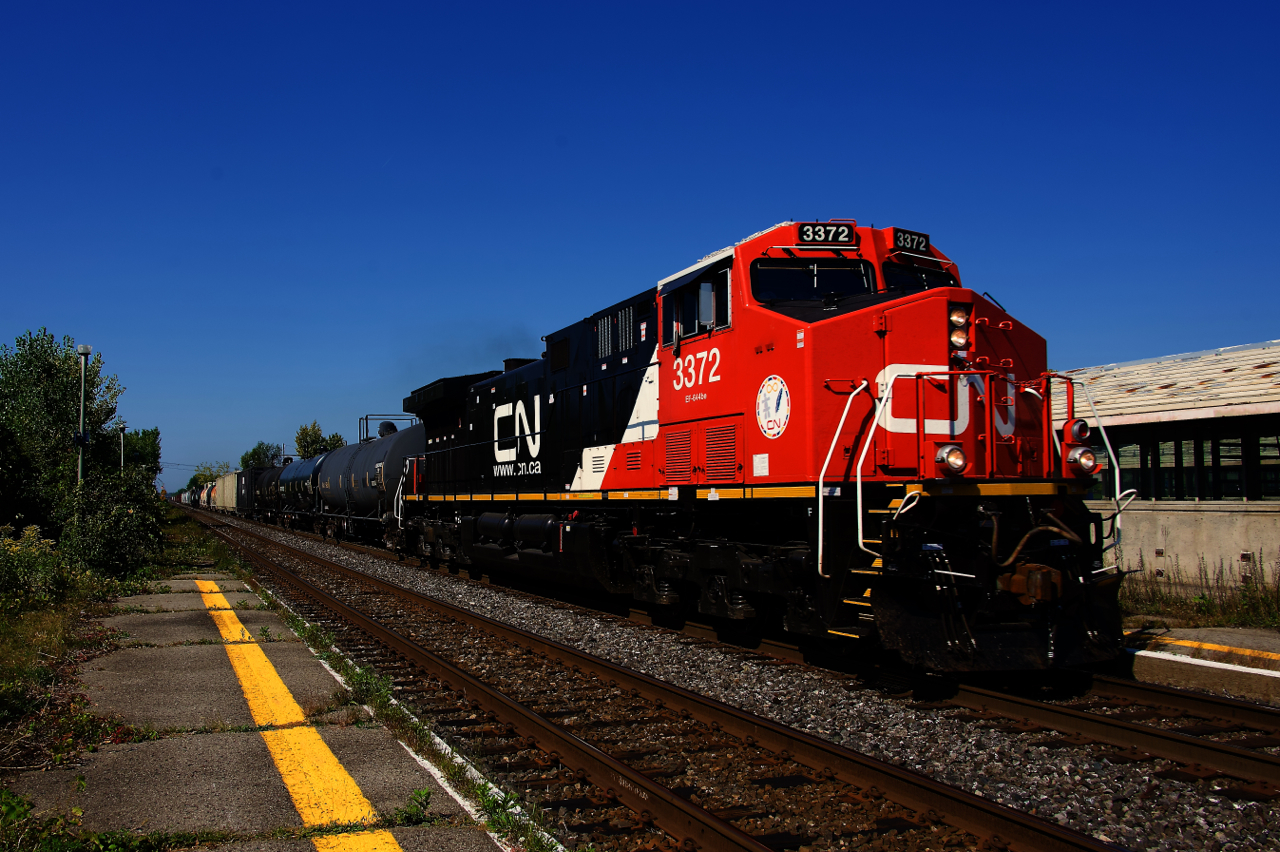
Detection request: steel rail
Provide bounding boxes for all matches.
[952,684,1280,784]
[1089,674,1280,732]
[206,514,1121,852]
[204,522,775,852]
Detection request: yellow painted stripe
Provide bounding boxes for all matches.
[1132,634,1280,663]
[194,582,405,849]
[919,482,1062,496]
[564,491,603,500]
[828,629,863,638]
[224,644,308,726]
[196,578,233,610]
[842,600,871,607]
[696,488,745,499]
[752,486,817,499]
[607,490,664,500]
[492,493,517,501]
[849,569,881,575]
[428,495,446,502]
[313,831,404,852]
[260,727,379,823]
[544,493,564,501]
[518,493,545,501]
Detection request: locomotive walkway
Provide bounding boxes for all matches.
[7,568,499,852]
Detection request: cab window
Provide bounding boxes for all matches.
[663,270,730,344]
[882,262,958,292]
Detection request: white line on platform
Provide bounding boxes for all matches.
[1129,647,1280,679]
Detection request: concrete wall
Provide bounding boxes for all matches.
[1087,500,1280,574]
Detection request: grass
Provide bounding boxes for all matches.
[1120,549,1280,629]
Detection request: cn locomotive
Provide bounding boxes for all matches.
[210,221,1127,673]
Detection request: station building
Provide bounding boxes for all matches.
[1055,340,1280,572]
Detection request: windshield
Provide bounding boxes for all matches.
[882,262,958,292]
[750,258,876,305]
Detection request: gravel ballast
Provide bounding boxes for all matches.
[220,518,1276,851]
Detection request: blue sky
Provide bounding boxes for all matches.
[3,2,1277,491]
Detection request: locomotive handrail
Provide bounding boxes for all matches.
[818,379,869,578]
[855,385,896,560]
[1072,378,1138,553]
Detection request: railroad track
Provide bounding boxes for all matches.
[940,678,1280,798]
[195,513,1117,852]
[205,512,1280,800]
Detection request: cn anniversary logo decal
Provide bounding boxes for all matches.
[756,375,791,439]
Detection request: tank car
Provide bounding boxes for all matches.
[391,221,1126,672]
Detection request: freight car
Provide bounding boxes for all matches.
[384,221,1128,672]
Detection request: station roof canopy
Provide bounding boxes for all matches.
[1054,339,1280,427]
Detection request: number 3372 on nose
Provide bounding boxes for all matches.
[672,348,721,390]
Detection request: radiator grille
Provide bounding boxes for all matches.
[626,450,642,471]
[704,424,738,481]
[665,430,692,483]
[619,305,635,351]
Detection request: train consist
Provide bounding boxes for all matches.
[192,221,1128,672]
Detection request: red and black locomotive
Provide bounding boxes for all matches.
[386,221,1125,672]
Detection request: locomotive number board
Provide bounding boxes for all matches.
[892,228,931,253]
[797,223,856,244]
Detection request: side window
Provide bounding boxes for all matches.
[661,264,732,346]
[714,271,731,329]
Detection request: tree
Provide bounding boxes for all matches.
[185,461,231,492]
[0,329,123,530]
[295,421,346,459]
[240,441,283,470]
[0,328,166,577]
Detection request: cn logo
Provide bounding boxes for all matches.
[756,375,791,439]
[494,396,541,462]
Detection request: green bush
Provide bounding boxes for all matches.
[0,525,67,614]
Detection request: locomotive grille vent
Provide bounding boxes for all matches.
[666,430,693,483]
[596,318,613,359]
[704,424,738,481]
[619,305,635,351]
[626,450,642,470]
[591,455,607,474]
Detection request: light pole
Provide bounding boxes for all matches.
[118,423,127,471]
[76,344,92,484]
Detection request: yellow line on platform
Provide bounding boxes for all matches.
[1140,634,1280,663]
[195,580,404,851]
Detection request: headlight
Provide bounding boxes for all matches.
[936,444,967,471]
[949,328,969,348]
[949,306,970,327]
[1067,447,1098,473]
[1067,419,1090,442]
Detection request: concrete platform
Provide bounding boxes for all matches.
[10,573,499,850]
[80,642,345,729]
[1124,626,1280,705]
[157,579,253,594]
[204,827,498,852]
[105,610,291,646]
[115,593,212,612]
[10,734,300,833]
